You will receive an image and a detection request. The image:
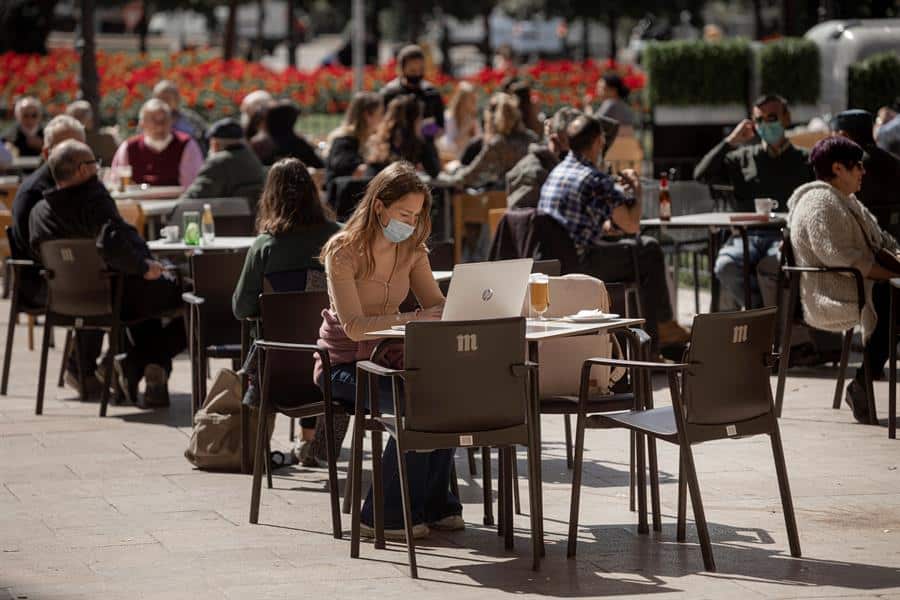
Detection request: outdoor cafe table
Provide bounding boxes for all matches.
[147,236,256,254]
[137,199,179,240]
[1,156,41,175]
[111,185,183,201]
[641,212,786,311]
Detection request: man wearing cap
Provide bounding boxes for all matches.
[180,118,266,205]
[831,109,900,213]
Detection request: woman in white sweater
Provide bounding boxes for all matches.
[787,135,900,422]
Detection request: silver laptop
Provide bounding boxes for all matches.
[441,258,534,321]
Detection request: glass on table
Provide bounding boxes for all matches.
[182,210,201,246]
[529,273,550,320]
[116,165,133,191]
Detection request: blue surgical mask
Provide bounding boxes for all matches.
[381,216,415,244]
[756,121,785,146]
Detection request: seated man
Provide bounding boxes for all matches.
[537,115,688,352]
[29,140,187,407]
[65,100,120,166]
[180,118,266,206]
[152,79,209,150]
[2,96,44,158]
[111,98,203,188]
[239,89,273,140]
[831,109,900,214]
[694,94,813,309]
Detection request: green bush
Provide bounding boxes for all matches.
[849,52,900,113]
[644,40,751,106]
[758,38,820,104]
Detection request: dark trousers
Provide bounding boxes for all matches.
[581,235,673,349]
[66,274,186,379]
[324,363,462,529]
[860,281,893,383]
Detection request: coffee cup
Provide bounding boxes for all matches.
[160,225,179,242]
[754,197,779,214]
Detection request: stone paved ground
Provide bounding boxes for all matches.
[1,291,900,599]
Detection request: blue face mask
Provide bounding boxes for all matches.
[756,121,785,146]
[381,216,415,244]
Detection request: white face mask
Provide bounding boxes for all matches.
[144,133,173,152]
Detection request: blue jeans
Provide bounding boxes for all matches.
[325,363,462,529]
[714,231,781,309]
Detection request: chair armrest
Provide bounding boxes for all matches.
[356,360,405,378]
[511,361,539,377]
[783,266,866,311]
[583,357,689,371]
[6,258,35,268]
[254,339,325,354]
[182,292,205,305]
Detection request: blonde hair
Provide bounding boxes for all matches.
[320,161,432,278]
[447,82,478,131]
[328,91,382,146]
[485,92,522,138]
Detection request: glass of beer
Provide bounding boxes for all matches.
[117,165,133,190]
[529,273,550,320]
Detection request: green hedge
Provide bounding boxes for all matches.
[849,52,900,113]
[644,40,751,106]
[758,38,820,105]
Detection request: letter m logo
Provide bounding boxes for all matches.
[456,333,478,352]
[732,324,749,344]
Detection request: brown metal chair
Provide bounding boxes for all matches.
[349,317,542,578]
[774,228,873,422]
[182,250,248,413]
[248,290,342,539]
[575,307,801,571]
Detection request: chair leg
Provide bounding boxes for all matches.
[692,250,701,315]
[503,447,514,551]
[467,447,477,476]
[629,431,636,512]
[323,407,342,539]
[249,406,269,524]
[57,329,73,388]
[563,414,574,469]
[349,413,365,558]
[890,290,897,439]
[566,409,587,558]
[34,319,52,415]
[289,417,296,442]
[512,447,521,515]
[770,426,802,558]
[371,428,385,550]
[482,446,494,526]
[833,329,853,410]
[527,431,541,571]
[647,437,661,532]
[775,282,799,417]
[342,417,359,515]
[265,422,273,490]
[635,432,648,535]
[497,447,505,537]
[1,298,17,395]
[395,443,418,578]
[27,315,34,351]
[99,326,116,418]
[863,353,878,426]
[680,441,716,572]
[677,450,687,543]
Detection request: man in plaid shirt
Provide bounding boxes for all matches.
[538,114,689,351]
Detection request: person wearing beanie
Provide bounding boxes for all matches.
[831,109,900,215]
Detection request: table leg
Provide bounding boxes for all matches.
[890,286,897,440]
[739,227,751,310]
[708,229,720,313]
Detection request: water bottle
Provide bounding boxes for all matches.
[201,203,215,245]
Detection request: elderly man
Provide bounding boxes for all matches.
[65,100,120,166]
[152,80,208,146]
[111,98,203,188]
[2,96,44,157]
[239,89,273,139]
[180,118,265,204]
[538,115,689,352]
[694,94,814,309]
[29,140,186,407]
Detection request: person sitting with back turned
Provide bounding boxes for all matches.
[787,136,900,423]
[317,161,461,540]
[365,95,440,178]
[830,109,900,213]
[65,100,120,167]
[111,98,203,188]
[538,114,688,352]
[29,140,187,408]
[250,99,324,169]
[694,94,813,309]
[233,158,342,466]
[180,118,266,207]
[324,92,383,188]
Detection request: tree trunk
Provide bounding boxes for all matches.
[781,0,797,36]
[223,0,238,61]
[751,0,764,39]
[286,0,298,67]
[481,7,491,68]
[407,1,424,44]
[137,0,149,53]
[607,10,618,61]
[80,0,100,132]
[256,0,265,59]
[581,17,590,61]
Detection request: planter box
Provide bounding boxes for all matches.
[653,104,747,126]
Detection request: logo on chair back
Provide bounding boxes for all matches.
[456,333,478,352]
[481,288,494,302]
[732,324,749,344]
[60,248,75,262]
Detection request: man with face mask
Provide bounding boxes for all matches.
[380,45,445,140]
[694,94,813,310]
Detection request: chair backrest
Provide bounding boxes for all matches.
[172,198,254,236]
[530,212,580,274]
[780,227,796,269]
[0,211,12,260]
[488,207,505,237]
[403,318,528,433]
[115,200,146,238]
[428,240,454,271]
[39,239,113,317]
[190,250,248,346]
[453,190,508,263]
[259,291,330,406]
[327,176,370,222]
[531,259,561,276]
[681,308,777,426]
[541,274,610,318]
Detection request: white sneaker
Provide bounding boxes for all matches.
[359,522,429,540]
[429,514,465,531]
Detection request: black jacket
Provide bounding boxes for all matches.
[2,124,43,157]
[11,162,54,258]
[506,144,561,209]
[858,143,900,209]
[324,135,363,187]
[28,177,151,276]
[380,78,445,130]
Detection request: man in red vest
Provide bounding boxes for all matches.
[111,98,203,188]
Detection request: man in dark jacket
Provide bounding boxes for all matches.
[831,109,900,213]
[180,119,266,207]
[380,45,445,139]
[30,140,186,407]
